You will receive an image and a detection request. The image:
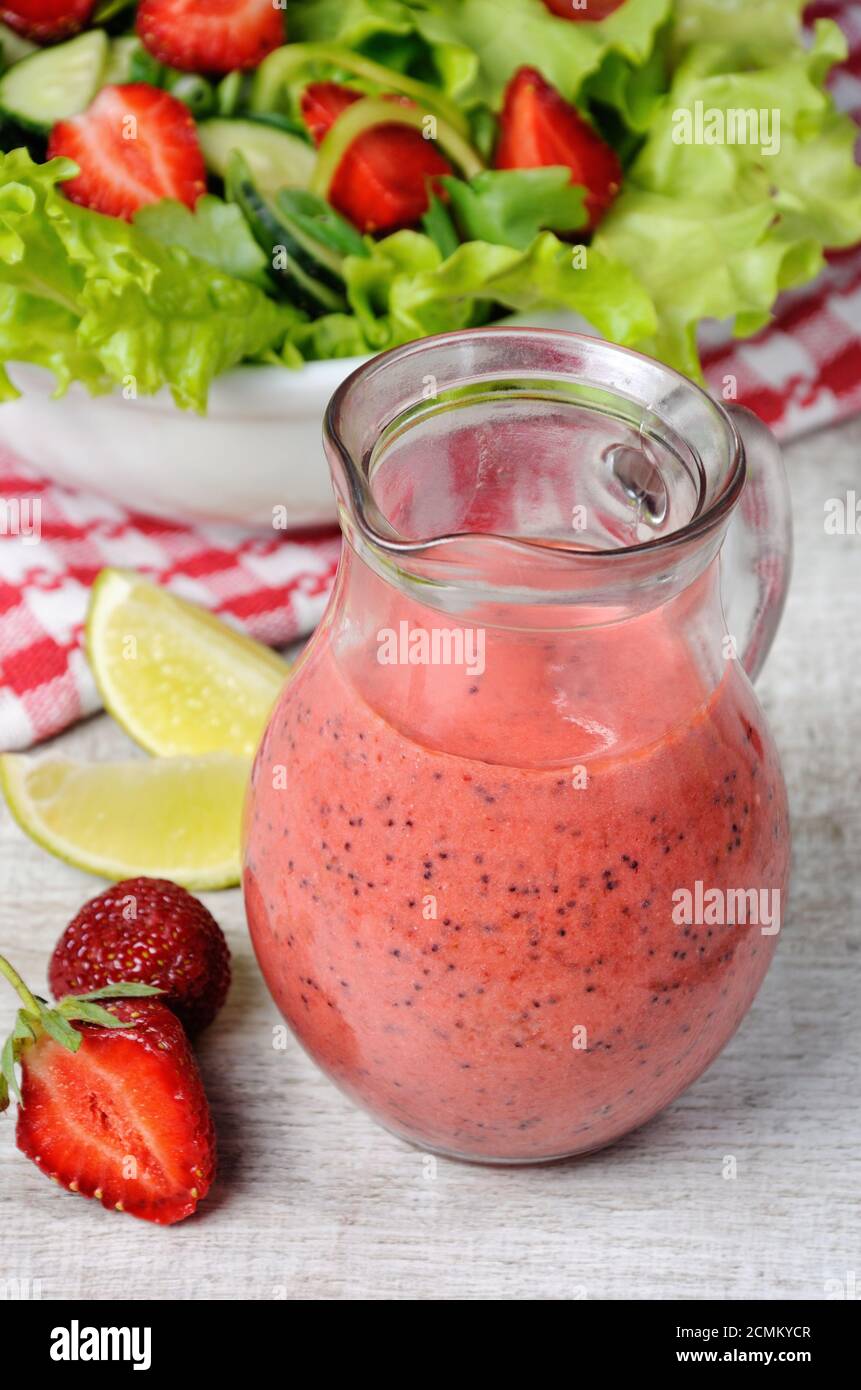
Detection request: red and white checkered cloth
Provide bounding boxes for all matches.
[0,481,339,749]
[1,0,860,752]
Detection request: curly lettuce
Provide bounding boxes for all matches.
[133,194,271,287]
[441,168,588,248]
[306,225,657,352]
[289,0,672,109]
[409,0,673,107]
[595,12,861,376]
[287,0,480,98]
[282,0,861,382]
[0,151,299,410]
[1,0,861,400]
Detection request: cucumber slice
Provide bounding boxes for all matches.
[0,30,108,132]
[274,188,368,261]
[197,118,315,195]
[103,36,138,85]
[103,35,163,87]
[0,22,38,69]
[245,110,307,139]
[226,150,347,316]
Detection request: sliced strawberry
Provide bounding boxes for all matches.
[47,84,207,220]
[300,81,360,146]
[0,0,95,41]
[0,954,215,1226]
[541,0,626,19]
[17,999,215,1225]
[300,81,452,235]
[329,126,452,234]
[137,0,285,76]
[495,66,622,230]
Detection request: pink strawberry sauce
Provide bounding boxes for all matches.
[243,585,789,1161]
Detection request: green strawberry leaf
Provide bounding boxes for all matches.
[39,1010,83,1053]
[68,983,164,1002]
[12,1011,37,1044]
[60,1001,138,1028]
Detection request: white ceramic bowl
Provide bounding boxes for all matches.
[1,357,365,531]
[1,313,586,531]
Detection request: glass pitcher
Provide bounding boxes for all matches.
[243,329,792,1163]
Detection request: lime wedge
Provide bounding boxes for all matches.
[0,753,249,889]
[86,569,289,757]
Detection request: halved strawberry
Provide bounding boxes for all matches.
[495,66,622,230]
[300,81,452,235]
[137,0,285,76]
[541,0,626,19]
[300,81,359,146]
[47,84,207,220]
[0,957,215,1225]
[0,0,95,41]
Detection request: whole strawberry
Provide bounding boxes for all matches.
[0,958,215,1225]
[49,877,230,1036]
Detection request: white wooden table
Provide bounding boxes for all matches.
[1,416,859,1302]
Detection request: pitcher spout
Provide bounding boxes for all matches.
[324,327,746,626]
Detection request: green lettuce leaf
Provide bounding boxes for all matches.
[631,18,848,196]
[340,226,657,350]
[421,193,460,256]
[581,21,671,133]
[409,0,673,107]
[441,168,587,249]
[0,150,299,409]
[289,0,671,109]
[287,0,479,98]
[4,0,859,396]
[596,13,861,376]
[284,312,371,361]
[133,194,270,287]
[671,0,808,60]
[595,189,822,377]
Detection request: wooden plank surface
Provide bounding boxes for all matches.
[1,415,859,1302]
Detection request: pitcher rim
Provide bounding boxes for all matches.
[324,326,746,563]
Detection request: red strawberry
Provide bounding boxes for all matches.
[47,84,207,220]
[300,81,360,146]
[137,0,285,76]
[300,81,452,235]
[0,0,95,41]
[495,66,622,230]
[0,959,215,1226]
[541,0,626,19]
[49,877,231,1036]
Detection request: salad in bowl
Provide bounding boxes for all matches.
[0,0,858,527]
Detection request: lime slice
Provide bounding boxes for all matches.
[86,569,289,757]
[0,753,249,889]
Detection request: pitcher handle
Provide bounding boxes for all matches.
[721,406,793,683]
